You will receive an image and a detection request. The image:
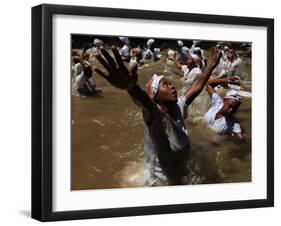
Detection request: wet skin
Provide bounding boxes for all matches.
[216,98,241,119]
[155,79,178,104]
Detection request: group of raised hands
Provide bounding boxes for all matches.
[93,46,223,90]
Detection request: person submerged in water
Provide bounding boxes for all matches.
[119,37,131,62]
[72,52,101,96]
[204,76,246,141]
[93,46,222,186]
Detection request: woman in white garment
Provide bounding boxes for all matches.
[204,76,245,141]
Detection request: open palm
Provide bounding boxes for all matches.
[94,46,138,90]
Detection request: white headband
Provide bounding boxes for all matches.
[151,74,164,95]
[224,90,242,102]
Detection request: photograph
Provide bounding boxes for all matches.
[71,35,252,190]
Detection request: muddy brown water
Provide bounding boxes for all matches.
[71,50,251,190]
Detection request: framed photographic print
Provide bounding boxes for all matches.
[31,4,274,221]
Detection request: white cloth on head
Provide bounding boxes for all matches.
[154,48,160,55]
[93,38,103,46]
[224,90,242,102]
[177,40,184,47]
[191,53,201,61]
[150,74,164,96]
[167,49,175,59]
[147,39,155,48]
[177,46,190,62]
[182,47,190,56]
[204,93,242,134]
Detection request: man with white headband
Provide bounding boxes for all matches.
[94,46,222,186]
[204,77,245,141]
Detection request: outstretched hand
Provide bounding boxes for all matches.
[227,76,240,85]
[94,46,138,90]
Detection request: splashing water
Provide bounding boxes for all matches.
[71,49,251,190]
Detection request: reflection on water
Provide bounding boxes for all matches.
[71,50,251,190]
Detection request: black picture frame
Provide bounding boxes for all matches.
[31,3,274,222]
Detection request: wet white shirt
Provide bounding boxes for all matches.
[204,93,242,135]
[72,63,83,78]
[120,44,130,59]
[218,58,242,77]
[74,61,90,89]
[181,66,202,86]
[143,48,154,60]
[143,95,190,186]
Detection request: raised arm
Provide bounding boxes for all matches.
[184,48,222,105]
[94,46,155,113]
[206,76,241,96]
[173,55,184,69]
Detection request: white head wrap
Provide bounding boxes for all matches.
[182,46,190,57]
[93,39,103,46]
[224,90,242,102]
[147,39,155,48]
[167,49,175,59]
[177,40,184,47]
[191,53,201,61]
[193,47,204,58]
[145,74,164,98]
[154,48,160,55]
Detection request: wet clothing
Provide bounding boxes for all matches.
[120,44,131,62]
[74,61,95,96]
[177,47,189,63]
[72,62,83,78]
[128,86,190,186]
[217,57,242,78]
[204,93,242,135]
[143,48,155,60]
[181,66,202,86]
